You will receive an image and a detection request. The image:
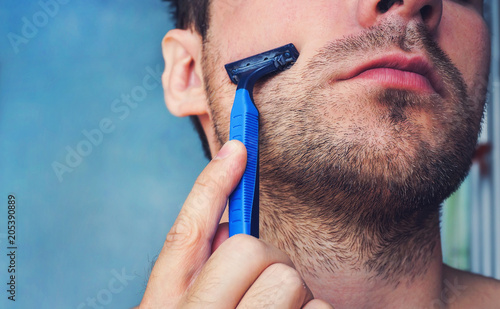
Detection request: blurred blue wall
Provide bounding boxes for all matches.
[0,1,208,308]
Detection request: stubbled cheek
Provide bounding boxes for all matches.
[438,7,490,93]
[209,0,359,68]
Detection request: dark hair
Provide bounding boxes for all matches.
[165,0,210,38]
[165,0,212,160]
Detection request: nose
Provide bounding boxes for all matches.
[357,0,443,34]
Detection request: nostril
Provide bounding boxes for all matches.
[420,5,433,22]
[377,0,403,14]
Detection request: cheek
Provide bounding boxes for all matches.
[210,1,301,61]
[209,0,359,64]
[208,0,354,140]
[438,4,490,92]
[207,76,235,141]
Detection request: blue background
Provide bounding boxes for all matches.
[0,1,208,308]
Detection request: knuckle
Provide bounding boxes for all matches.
[193,172,224,201]
[182,293,217,308]
[268,263,305,293]
[164,215,204,250]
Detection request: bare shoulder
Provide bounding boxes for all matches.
[443,264,500,309]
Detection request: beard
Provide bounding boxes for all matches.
[202,20,487,280]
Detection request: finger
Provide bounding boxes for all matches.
[237,263,314,309]
[183,235,296,308]
[142,140,247,304]
[303,299,335,309]
[211,222,229,253]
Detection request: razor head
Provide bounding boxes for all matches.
[225,43,299,85]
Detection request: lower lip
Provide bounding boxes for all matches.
[352,68,435,93]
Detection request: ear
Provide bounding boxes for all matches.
[162,29,207,117]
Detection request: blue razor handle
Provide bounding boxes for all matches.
[225,44,299,238]
[229,89,260,237]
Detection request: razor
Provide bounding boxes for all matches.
[225,43,299,237]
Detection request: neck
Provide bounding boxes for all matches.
[305,253,443,308]
[259,190,444,308]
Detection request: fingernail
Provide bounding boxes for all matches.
[214,141,235,160]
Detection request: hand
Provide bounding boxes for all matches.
[139,140,333,308]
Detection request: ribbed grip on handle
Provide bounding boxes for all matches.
[229,89,259,237]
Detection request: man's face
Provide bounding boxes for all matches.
[202,0,490,216]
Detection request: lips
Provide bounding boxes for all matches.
[336,54,444,96]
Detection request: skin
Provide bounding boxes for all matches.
[139,0,500,308]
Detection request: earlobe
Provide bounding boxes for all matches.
[162,29,207,117]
